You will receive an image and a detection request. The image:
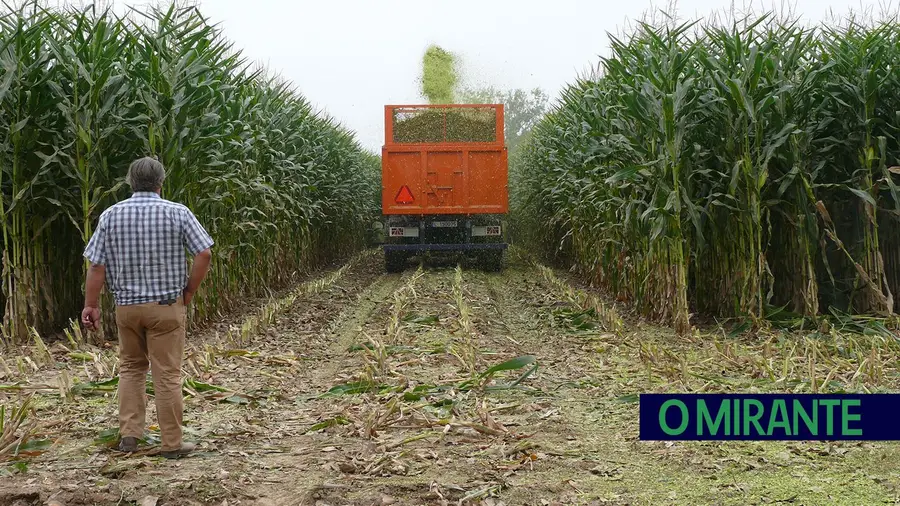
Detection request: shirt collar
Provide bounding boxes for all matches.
[131,192,161,199]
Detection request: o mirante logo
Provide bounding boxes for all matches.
[640,394,899,441]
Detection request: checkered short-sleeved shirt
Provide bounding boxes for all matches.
[83,192,215,306]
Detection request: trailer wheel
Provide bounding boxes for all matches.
[385,251,406,273]
[483,250,504,272]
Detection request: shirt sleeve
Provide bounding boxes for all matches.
[83,214,108,265]
[182,209,214,256]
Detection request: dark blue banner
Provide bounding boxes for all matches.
[639,394,900,440]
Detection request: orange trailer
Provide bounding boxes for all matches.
[381,104,508,272]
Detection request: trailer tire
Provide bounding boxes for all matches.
[483,250,504,272]
[385,251,406,273]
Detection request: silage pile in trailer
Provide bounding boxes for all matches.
[0,4,380,343]
[513,13,900,333]
[393,108,497,143]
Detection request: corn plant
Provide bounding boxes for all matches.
[0,2,380,344]
[513,10,900,332]
[0,394,38,459]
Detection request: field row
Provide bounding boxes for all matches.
[2,251,899,504]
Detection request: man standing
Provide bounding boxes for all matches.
[81,157,214,459]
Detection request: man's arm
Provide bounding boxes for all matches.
[82,214,108,331]
[82,263,106,331]
[181,208,214,306]
[183,248,212,305]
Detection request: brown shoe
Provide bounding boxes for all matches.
[161,442,196,459]
[117,436,139,453]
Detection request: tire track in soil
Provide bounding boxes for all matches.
[469,259,627,504]
[294,266,465,505]
[301,257,628,505]
[308,265,480,506]
[238,264,414,505]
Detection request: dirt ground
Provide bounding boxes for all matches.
[1,249,899,505]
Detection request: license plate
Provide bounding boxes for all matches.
[431,220,458,228]
[472,225,502,237]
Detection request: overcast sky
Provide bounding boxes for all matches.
[159,1,889,151]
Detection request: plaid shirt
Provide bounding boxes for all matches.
[84,192,214,306]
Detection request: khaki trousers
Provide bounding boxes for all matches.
[115,299,186,451]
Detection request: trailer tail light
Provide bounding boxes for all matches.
[395,185,414,204]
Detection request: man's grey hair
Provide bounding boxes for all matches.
[126,157,166,192]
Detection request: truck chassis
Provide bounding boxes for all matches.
[383,214,506,272]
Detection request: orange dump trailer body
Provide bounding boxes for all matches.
[381,104,508,272]
[382,104,508,215]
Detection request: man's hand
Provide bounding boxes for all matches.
[82,306,100,331]
[83,263,106,332]
[182,289,194,306]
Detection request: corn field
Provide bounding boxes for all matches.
[0,3,380,344]
[513,12,900,333]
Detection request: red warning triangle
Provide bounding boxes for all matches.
[395,185,414,204]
